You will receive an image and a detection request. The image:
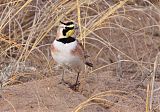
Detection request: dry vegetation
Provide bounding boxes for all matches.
[0,0,160,112]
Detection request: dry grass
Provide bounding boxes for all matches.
[0,0,160,112]
[73,90,144,112]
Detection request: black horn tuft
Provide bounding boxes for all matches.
[60,21,74,25]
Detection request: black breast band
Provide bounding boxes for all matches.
[57,37,76,44]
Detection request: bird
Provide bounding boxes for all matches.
[51,21,93,90]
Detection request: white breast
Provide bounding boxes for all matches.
[53,40,77,52]
[51,40,81,66]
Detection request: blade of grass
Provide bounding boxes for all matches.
[0,0,33,31]
[149,52,160,111]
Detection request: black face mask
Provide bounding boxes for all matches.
[62,27,74,36]
[57,37,76,44]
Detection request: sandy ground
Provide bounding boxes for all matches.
[1,70,157,112]
[0,76,86,112]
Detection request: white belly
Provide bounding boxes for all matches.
[52,52,80,65]
[51,40,81,66]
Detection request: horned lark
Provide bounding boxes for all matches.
[51,21,93,89]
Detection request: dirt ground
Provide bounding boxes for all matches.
[0,74,142,112]
[0,71,153,112]
[0,76,86,112]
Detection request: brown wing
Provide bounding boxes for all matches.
[71,42,93,67]
[71,42,84,60]
[51,43,58,55]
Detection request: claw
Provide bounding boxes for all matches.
[69,81,80,90]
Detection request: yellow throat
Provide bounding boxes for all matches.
[66,29,75,37]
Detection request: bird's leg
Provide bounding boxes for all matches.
[70,72,80,90]
[59,68,68,84]
[61,69,65,82]
[55,65,66,83]
[61,65,71,83]
[75,72,80,86]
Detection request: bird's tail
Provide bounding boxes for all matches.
[85,62,93,67]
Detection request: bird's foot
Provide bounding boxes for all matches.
[59,78,80,91]
[69,81,80,91]
[59,79,69,85]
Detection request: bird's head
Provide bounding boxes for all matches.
[56,21,78,39]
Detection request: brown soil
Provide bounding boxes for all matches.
[1,70,159,112]
[0,76,86,112]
